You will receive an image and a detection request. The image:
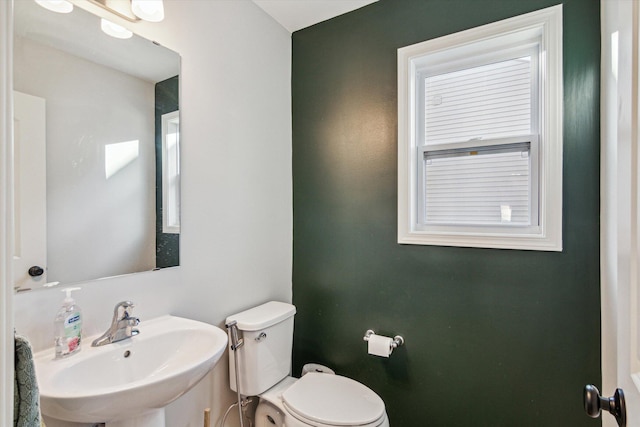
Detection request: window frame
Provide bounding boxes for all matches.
[397,5,563,251]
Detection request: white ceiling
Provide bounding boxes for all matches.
[252,0,378,33]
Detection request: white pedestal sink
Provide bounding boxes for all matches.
[34,315,228,426]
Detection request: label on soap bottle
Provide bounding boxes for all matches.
[64,312,82,353]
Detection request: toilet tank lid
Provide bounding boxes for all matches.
[226,301,296,331]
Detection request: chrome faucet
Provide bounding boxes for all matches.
[91,301,140,347]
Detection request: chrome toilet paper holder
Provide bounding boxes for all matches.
[363,329,404,349]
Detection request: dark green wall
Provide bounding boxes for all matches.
[291,1,600,426]
[155,75,179,268]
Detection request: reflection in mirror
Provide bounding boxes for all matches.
[13,0,180,292]
[161,110,180,236]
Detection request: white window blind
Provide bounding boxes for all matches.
[419,53,537,227]
[424,56,534,145]
[423,143,531,225]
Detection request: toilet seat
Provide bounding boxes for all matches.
[282,373,386,427]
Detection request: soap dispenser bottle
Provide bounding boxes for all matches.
[54,287,83,358]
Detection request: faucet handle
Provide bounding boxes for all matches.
[115,301,134,309]
[113,301,135,319]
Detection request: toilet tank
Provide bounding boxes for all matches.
[225,301,296,396]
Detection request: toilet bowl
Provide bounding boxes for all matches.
[226,302,390,427]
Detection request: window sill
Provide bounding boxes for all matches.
[398,228,562,251]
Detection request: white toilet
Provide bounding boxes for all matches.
[226,301,390,427]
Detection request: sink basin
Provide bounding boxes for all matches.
[34,315,228,425]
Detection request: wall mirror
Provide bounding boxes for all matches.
[13,0,180,292]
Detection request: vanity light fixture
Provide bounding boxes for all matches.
[131,0,165,22]
[100,18,133,39]
[87,0,165,23]
[34,0,73,13]
[36,0,165,40]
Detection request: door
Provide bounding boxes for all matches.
[12,91,46,291]
[599,1,640,426]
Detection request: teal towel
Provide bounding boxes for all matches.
[14,334,42,427]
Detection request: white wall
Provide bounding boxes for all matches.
[13,1,292,426]
[14,36,157,285]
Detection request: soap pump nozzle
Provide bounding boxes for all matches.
[61,287,81,305]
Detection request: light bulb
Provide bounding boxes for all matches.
[100,19,133,39]
[34,0,73,13]
[131,0,165,23]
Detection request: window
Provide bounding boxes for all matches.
[397,5,562,251]
[162,110,180,234]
